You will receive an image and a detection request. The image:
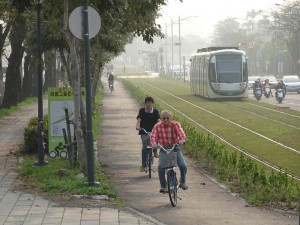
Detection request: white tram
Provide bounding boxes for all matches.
[190,47,248,99]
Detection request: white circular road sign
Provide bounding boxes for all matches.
[69,6,101,39]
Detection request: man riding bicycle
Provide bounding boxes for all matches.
[108,73,114,88]
[150,109,188,193]
[136,97,160,172]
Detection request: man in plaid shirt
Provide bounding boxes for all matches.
[150,109,188,193]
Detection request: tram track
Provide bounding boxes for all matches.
[158,80,300,130]
[247,102,300,119]
[130,79,300,181]
[223,103,300,130]
[164,80,300,119]
[143,81,300,154]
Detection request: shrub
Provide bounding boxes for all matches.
[22,115,49,154]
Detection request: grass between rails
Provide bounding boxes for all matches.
[16,88,121,205]
[121,77,300,210]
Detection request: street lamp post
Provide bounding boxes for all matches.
[178,16,197,81]
[164,21,174,75]
[164,16,197,77]
[171,19,174,76]
[34,0,47,166]
[165,23,167,73]
[178,16,181,80]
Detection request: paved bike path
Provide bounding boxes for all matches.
[98,78,298,225]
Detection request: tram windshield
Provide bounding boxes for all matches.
[215,55,243,83]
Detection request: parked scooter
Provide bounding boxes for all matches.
[254,87,262,100]
[276,88,284,103]
[264,86,271,98]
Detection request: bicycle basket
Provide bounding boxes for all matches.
[159,151,177,169]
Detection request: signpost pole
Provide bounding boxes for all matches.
[82,0,99,187]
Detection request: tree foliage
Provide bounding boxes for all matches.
[212,17,242,46]
[0,0,183,175]
[261,0,300,74]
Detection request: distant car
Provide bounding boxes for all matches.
[172,67,187,77]
[262,75,278,89]
[248,76,261,89]
[282,75,300,94]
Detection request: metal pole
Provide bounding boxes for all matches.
[183,56,186,83]
[165,23,168,74]
[178,16,182,80]
[82,0,99,187]
[171,19,174,76]
[34,1,47,166]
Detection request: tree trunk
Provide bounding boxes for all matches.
[0,23,11,105]
[2,15,26,108]
[62,0,87,174]
[22,51,35,100]
[63,31,87,174]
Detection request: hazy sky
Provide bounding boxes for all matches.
[157,0,284,38]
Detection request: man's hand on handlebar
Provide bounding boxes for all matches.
[152,144,158,149]
[178,140,185,145]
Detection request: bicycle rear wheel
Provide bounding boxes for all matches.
[167,170,177,207]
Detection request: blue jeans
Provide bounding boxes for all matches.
[140,134,150,166]
[158,145,187,188]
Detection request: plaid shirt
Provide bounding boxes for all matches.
[150,121,186,147]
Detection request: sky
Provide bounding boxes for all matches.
[157,0,284,39]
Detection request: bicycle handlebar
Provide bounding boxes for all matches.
[141,128,151,136]
[158,144,178,154]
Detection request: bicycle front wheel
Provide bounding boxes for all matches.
[148,148,152,178]
[167,170,177,207]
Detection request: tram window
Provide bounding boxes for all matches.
[216,59,242,83]
[209,63,216,82]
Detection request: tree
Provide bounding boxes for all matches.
[41,0,182,174]
[262,0,300,75]
[2,1,31,107]
[212,18,242,46]
[0,0,183,174]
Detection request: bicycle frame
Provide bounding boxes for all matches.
[141,128,154,178]
[109,81,114,93]
[159,144,181,207]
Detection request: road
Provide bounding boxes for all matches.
[98,79,299,225]
[248,89,300,111]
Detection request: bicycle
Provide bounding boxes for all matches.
[159,144,182,207]
[141,128,155,178]
[109,81,114,93]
